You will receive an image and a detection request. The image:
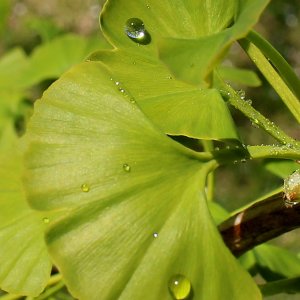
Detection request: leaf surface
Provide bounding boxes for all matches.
[24,62,261,300]
[0,125,52,296]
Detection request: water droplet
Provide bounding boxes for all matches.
[237,89,246,100]
[43,217,50,224]
[132,61,136,65]
[240,158,247,163]
[125,18,151,45]
[153,232,158,238]
[284,169,300,208]
[246,99,252,105]
[123,163,131,172]
[146,4,150,9]
[167,75,173,80]
[233,160,238,164]
[130,98,136,104]
[119,88,125,93]
[168,274,191,300]
[215,147,220,151]
[81,183,90,192]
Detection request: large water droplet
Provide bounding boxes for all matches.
[168,274,191,300]
[81,183,90,193]
[123,163,131,172]
[125,18,151,45]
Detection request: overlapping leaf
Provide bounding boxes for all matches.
[24,62,261,300]
[86,0,270,141]
[0,125,52,296]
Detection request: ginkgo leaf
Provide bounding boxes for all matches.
[158,0,270,84]
[88,50,239,141]
[86,0,256,141]
[24,61,261,300]
[0,125,52,296]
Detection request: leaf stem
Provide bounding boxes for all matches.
[239,36,300,123]
[247,145,300,160]
[219,83,299,147]
[202,140,215,201]
[219,192,300,257]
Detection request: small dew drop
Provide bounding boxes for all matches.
[237,89,246,100]
[146,4,150,8]
[119,88,125,93]
[233,160,238,164]
[115,81,120,86]
[215,147,220,151]
[130,98,136,104]
[153,232,159,238]
[43,217,50,224]
[240,158,247,163]
[168,274,191,300]
[132,61,136,65]
[125,18,151,45]
[167,75,173,80]
[123,163,131,172]
[81,183,90,193]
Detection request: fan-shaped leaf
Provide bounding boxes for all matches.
[0,125,51,296]
[24,62,261,300]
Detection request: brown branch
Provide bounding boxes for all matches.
[218,193,300,257]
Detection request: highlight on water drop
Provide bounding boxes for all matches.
[81,183,90,193]
[125,18,151,45]
[168,274,191,300]
[43,217,50,224]
[123,163,131,172]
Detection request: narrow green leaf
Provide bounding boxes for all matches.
[24,62,261,300]
[0,126,51,296]
[259,276,300,296]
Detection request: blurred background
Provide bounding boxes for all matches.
[0,0,300,299]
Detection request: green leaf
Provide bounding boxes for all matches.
[254,244,300,280]
[259,276,300,296]
[158,0,270,84]
[24,62,261,300]
[22,34,111,87]
[264,159,299,179]
[0,48,30,90]
[88,50,239,141]
[218,66,262,87]
[0,125,52,296]
[90,0,244,141]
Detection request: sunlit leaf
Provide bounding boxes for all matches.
[0,125,52,296]
[158,0,270,84]
[24,62,261,300]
